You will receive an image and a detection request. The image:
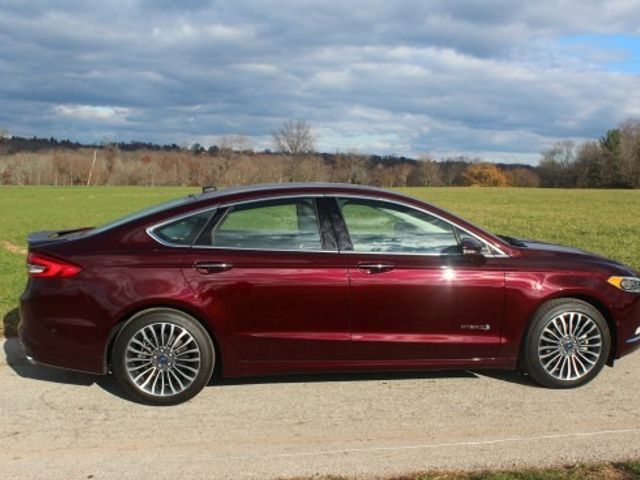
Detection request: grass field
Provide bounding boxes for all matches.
[2,186,640,336]
[329,461,640,479]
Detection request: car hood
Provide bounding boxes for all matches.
[511,237,637,276]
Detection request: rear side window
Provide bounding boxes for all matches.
[338,198,459,254]
[151,210,212,246]
[211,198,323,251]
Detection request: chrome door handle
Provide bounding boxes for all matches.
[194,261,233,274]
[357,262,395,274]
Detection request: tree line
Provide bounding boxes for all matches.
[0,119,638,188]
[538,120,640,188]
[0,143,538,188]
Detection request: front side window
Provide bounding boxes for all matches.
[338,198,459,254]
[212,198,323,251]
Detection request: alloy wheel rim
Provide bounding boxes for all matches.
[125,322,201,396]
[538,311,603,381]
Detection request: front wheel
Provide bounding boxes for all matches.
[112,308,215,405]
[522,299,610,388]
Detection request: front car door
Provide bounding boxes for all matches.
[178,196,350,374]
[330,196,506,363]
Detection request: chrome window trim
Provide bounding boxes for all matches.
[145,192,510,258]
[186,245,339,254]
[146,207,218,248]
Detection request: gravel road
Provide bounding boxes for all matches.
[1,338,639,480]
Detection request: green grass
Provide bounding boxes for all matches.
[2,186,640,336]
[398,187,640,270]
[293,461,640,479]
[0,186,196,334]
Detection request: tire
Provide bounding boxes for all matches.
[522,298,610,388]
[112,308,215,406]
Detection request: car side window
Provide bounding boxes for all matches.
[337,198,459,254]
[211,198,323,251]
[151,210,212,246]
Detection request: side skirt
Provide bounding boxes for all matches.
[222,357,518,378]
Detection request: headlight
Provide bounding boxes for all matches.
[607,276,640,293]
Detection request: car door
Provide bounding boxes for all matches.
[331,196,505,362]
[180,196,350,365]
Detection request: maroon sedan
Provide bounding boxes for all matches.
[19,183,640,405]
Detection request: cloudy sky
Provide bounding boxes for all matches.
[1,0,640,163]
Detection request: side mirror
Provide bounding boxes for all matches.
[460,237,485,262]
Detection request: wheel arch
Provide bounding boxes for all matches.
[569,294,618,366]
[104,303,223,376]
[519,294,618,368]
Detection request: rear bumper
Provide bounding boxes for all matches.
[18,325,105,374]
[19,289,107,375]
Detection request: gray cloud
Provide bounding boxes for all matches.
[1,0,640,162]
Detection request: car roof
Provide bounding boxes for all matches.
[190,182,414,205]
[196,182,392,197]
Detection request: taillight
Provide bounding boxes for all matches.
[27,252,81,278]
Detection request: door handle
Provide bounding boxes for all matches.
[194,261,233,274]
[357,262,395,274]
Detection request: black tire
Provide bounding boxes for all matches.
[112,308,215,406]
[522,298,610,388]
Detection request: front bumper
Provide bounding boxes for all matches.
[625,327,640,345]
[618,317,640,359]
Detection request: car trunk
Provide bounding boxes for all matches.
[27,227,93,247]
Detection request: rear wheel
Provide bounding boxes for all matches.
[112,308,214,405]
[523,299,610,388]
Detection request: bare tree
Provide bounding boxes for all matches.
[620,119,640,188]
[332,152,367,184]
[538,140,576,187]
[414,154,442,186]
[272,119,316,156]
[505,167,540,188]
[440,157,468,186]
[219,135,251,153]
[216,135,251,184]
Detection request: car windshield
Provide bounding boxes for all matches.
[92,196,191,234]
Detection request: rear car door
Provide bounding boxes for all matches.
[331,196,505,362]
[179,196,350,366]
